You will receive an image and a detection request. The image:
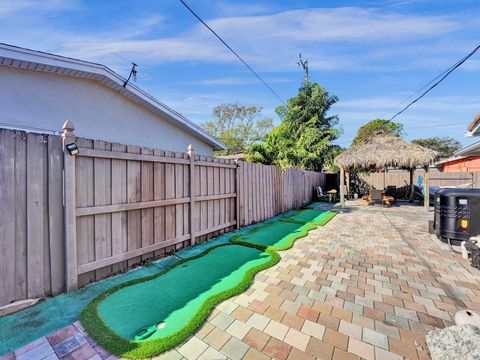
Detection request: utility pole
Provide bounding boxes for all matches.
[297,53,309,84]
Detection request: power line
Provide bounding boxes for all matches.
[178,0,286,105]
[379,52,471,116]
[339,44,480,147]
[389,44,480,122]
[338,121,471,145]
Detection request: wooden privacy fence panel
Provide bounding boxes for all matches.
[358,169,480,190]
[0,129,64,306]
[237,163,326,227]
[0,125,325,304]
[70,137,237,288]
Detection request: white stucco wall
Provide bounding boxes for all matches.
[0,67,214,155]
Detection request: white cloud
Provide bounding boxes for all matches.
[5,5,470,73]
[0,0,79,17]
[337,95,480,113]
[189,76,292,86]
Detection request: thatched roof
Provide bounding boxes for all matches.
[334,133,439,170]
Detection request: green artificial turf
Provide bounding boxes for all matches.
[303,201,331,209]
[231,220,317,251]
[80,244,279,359]
[283,209,337,226]
[79,206,336,359]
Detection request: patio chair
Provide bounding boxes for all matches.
[364,189,395,207]
[370,189,384,205]
[315,186,329,202]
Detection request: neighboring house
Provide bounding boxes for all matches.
[0,43,225,155]
[436,154,480,172]
[436,112,480,172]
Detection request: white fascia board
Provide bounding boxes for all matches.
[454,140,480,156]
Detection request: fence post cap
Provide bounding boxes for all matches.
[187,144,194,156]
[62,120,75,134]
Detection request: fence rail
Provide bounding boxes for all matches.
[0,125,326,306]
[358,169,480,191]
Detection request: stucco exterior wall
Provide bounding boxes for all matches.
[440,157,480,172]
[0,67,214,155]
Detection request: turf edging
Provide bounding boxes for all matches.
[281,210,337,226]
[230,220,318,251]
[80,243,280,359]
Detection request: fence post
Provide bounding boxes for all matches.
[187,144,196,245]
[62,120,78,291]
[235,160,241,229]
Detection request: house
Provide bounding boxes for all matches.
[436,112,480,172]
[436,154,480,172]
[0,43,225,155]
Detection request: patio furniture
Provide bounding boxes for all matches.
[342,184,355,200]
[363,189,395,207]
[326,189,337,203]
[315,186,329,202]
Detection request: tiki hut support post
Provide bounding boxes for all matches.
[346,171,350,198]
[340,166,345,207]
[424,166,430,209]
[409,168,414,202]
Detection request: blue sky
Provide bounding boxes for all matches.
[1,0,479,147]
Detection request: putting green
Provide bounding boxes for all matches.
[231,220,317,251]
[80,244,279,359]
[81,207,337,359]
[284,209,337,226]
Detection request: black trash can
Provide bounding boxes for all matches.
[434,188,480,246]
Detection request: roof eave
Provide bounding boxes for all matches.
[454,140,480,157]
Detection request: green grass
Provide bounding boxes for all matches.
[231,220,317,251]
[80,244,279,359]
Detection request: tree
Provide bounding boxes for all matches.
[411,137,461,158]
[324,145,344,173]
[247,81,340,171]
[352,119,403,145]
[203,104,273,156]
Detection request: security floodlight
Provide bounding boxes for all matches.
[66,143,79,156]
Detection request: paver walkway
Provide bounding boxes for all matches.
[3,202,480,360]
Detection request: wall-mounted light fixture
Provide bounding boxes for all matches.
[66,143,79,156]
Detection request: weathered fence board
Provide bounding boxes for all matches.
[0,129,65,305]
[0,127,326,305]
[236,162,326,227]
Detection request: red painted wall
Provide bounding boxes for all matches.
[440,156,480,172]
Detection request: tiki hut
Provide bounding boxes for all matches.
[334,133,439,207]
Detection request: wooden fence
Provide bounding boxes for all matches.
[358,169,480,190]
[237,164,325,227]
[0,129,64,306]
[0,126,326,305]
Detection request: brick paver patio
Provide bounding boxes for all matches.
[3,202,480,360]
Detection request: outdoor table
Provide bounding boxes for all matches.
[327,189,337,203]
